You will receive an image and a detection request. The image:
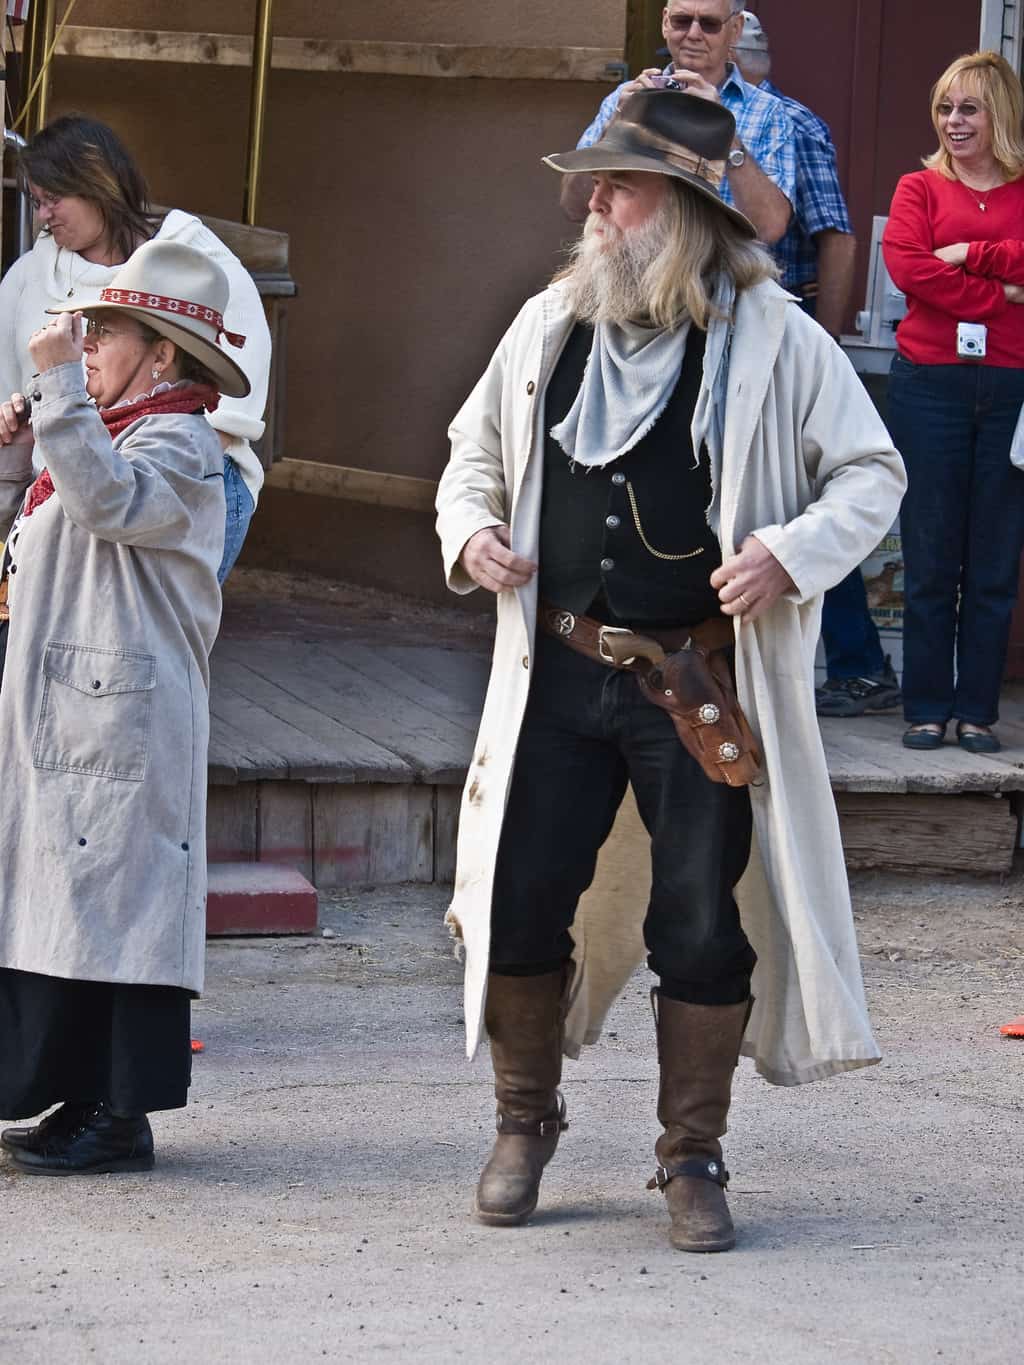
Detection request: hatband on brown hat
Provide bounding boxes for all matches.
[543,90,757,239]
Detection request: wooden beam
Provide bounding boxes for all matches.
[263,458,438,515]
[18,27,622,83]
[626,0,665,78]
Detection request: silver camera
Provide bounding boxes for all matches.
[956,321,987,359]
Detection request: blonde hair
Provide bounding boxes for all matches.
[923,50,1024,181]
[555,177,777,330]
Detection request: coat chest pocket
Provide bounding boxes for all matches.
[33,643,157,782]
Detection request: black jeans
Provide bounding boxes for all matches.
[491,633,755,1005]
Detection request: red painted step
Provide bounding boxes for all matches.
[206,862,318,937]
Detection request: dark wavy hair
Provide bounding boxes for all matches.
[18,114,162,261]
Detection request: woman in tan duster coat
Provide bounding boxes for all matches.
[0,240,249,1176]
[437,92,905,1250]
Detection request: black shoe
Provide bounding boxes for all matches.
[1,1100,96,1155]
[9,1104,154,1176]
[816,656,902,718]
[902,723,946,751]
[956,723,1001,754]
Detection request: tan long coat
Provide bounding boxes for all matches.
[436,279,906,1087]
[0,361,224,995]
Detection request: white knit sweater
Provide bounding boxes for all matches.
[0,210,272,502]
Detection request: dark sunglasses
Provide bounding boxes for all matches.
[668,12,735,35]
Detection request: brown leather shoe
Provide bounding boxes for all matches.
[648,993,751,1252]
[475,966,571,1226]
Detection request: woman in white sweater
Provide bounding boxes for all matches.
[0,115,271,580]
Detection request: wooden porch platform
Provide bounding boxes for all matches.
[207,577,1024,882]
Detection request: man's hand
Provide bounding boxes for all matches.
[460,525,537,594]
[0,393,34,450]
[617,68,669,101]
[934,242,969,266]
[710,534,795,622]
[28,312,83,373]
[664,68,720,103]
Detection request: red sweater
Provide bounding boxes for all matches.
[882,169,1024,367]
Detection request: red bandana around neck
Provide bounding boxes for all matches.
[22,381,222,519]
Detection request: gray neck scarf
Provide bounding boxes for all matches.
[550,317,691,469]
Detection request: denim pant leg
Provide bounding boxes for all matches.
[820,567,885,679]
[615,666,755,1005]
[218,456,256,586]
[955,366,1024,723]
[490,637,629,971]
[886,359,975,724]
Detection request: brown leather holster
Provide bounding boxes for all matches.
[537,602,762,788]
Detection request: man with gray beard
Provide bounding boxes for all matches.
[436,92,904,1252]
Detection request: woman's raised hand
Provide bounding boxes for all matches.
[28,312,84,373]
[0,394,34,449]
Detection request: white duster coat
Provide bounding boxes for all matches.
[436,279,906,1087]
[0,361,224,995]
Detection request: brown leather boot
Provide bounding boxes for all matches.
[474,967,571,1226]
[647,992,751,1253]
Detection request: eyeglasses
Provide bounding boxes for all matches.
[936,101,985,117]
[667,11,737,36]
[83,318,150,344]
[29,190,62,212]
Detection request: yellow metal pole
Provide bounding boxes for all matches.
[243,0,275,226]
[17,3,42,127]
[32,0,58,134]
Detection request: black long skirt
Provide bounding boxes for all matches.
[0,966,192,1119]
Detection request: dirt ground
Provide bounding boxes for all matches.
[2,865,1022,1364]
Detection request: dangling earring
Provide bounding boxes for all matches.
[151,368,161,381]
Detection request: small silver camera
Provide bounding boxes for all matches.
[956,321,987,359]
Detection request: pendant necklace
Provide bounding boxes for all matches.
[961,178,1001,212]
[61,248,89,297]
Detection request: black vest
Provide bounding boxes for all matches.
[538,322,723,628]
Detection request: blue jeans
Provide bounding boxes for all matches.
[821,567,885,679]
[799,295,887,680]
[886,355,1024,725]
[218,455,255,585]
[490,634,755,1006]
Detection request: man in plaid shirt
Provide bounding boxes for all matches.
[560,1,794,244]
[733,13,901,719]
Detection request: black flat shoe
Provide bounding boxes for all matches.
[10,1104,154,1177]
[956,723,1001,755]
[1,1100,96,1155]
[902,724,946,750]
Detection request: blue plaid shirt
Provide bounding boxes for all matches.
[577,62,796,218]
[761,80,853,289]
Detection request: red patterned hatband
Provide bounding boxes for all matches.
[96,288,246,348]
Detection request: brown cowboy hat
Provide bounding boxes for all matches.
[543,89,757,239]
[48,240,250,398]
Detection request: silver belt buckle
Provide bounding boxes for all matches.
[598,625,637,666]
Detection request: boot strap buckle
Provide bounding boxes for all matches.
[646,1157,730,1192]
[495,1090,568,1138]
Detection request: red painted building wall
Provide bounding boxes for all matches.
[750,0,983,328]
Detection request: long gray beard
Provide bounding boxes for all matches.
[564,206,672,326]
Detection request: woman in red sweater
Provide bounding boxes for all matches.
[883,51,1024,754]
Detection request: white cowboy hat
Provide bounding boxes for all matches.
[48,239,250,398]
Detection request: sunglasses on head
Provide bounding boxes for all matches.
[668,11,736,35]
